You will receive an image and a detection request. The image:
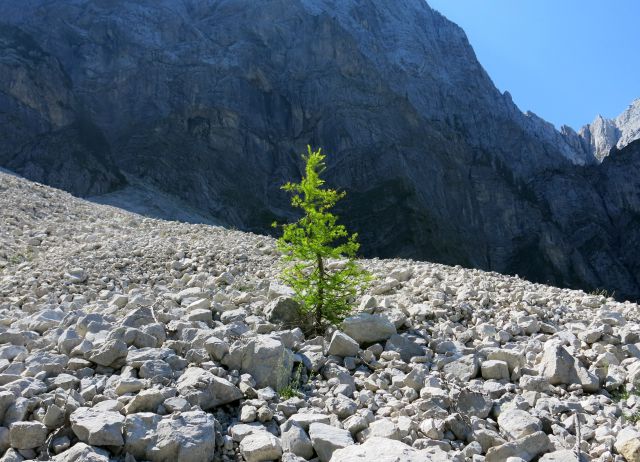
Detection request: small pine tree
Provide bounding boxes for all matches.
[274,146,370,334]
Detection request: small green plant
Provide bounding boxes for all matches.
[279,364,304,399]
[274,146,371,334]
[589,287,615,298]
[610,388,630,402]
[8,250,33,265]
[625,410,640,424]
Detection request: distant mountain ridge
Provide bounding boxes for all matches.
[571,99,640,161]
[0,0,639,299]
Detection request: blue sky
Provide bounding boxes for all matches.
[428,0,640,129]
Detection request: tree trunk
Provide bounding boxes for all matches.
[315,253,325,334]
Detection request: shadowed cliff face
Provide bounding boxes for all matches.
[0,0,638,300]
[0,24,125,195]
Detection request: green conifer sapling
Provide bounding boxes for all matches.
[274,146,370,334]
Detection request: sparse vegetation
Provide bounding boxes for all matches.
[589,287,615,298]
[274,146,371,334]
[625,409,640,424]
[279,363,304,399]
[610,388,631,402]
[8,250,33,265]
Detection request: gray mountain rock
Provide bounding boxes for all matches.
[575,99,640,161]
[0,0,638,299]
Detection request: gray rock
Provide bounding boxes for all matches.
[124,388,165,414]
[327,331,359,357]
[9,421,47,449]
[239,432,283,462]
[70,408,125,446]
[229,423,268,443]
[139,359,173,380]
[163,397,190,413]
[538,343,599,392]
[457,390,492,418]
[24,351,68,377]
[287,413,331,432]
[52,443,110,462]
[227,335,294,390]
[115,378,146,395]
[125,410,217,462]
[384,333,426,362]
[341,314,396,345]
[309,422,354,462]
[0,449,23,462]
[368,418,401,440]
[65,268,87,284]
[203,337,229,362]
[176,367,242,409]
[281,424,313,459]
[86,339,128,367]
[443,354,479,381]
[485,431,550,462]
[325,395,357,419]
[497,409,542,440]
[614,427,640,462]
[481,360,510,380]
[0,427,8,454]
[332,437,435,462]
[123,413,163,457]
[539,450,584,461]
[487,350,524,374]
[264,297,307,328]
[154,411,218,462]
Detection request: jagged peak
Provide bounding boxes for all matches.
[573,97,640,162]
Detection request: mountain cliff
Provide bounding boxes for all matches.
[0,0,638,299]
[574,99,640,161]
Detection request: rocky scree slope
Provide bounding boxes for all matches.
[0,0,640,300]
[2,172,640,461]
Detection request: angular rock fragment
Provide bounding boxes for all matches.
[176,367,242,409]
[341,314,396,345]
[70,408,125,446]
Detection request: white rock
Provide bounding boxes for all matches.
[281,424,313,460]
[481,360,510,380]
[497,409,542,440]
[341,314,396,345]
[239,432,282,462]
[332,436,434,462]
[70,408,125,446]
[485,431,550,462]
[125,410,217,461]
[538,343,599,392]
[309,422,354,462]
[9,421,47,449]
[176,367,242,409]
[52,443,110,462]
[228,335,294,390]
[327,331,359,357]
[614,427,640,462]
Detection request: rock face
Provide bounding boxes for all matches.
[575,99,640,161]
[0,0,639,299]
